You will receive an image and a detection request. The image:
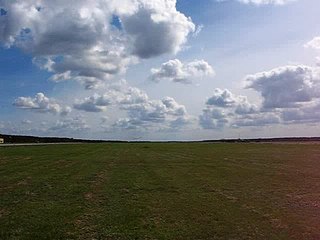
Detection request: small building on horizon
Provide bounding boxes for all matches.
[0,138,4,144]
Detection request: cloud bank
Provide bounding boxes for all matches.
[73,81,192,131]
[200,63,320,130]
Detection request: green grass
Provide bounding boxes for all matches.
[1,143,320,239]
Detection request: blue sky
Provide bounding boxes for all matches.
[1,0,320,140]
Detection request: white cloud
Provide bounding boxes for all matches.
[115,97,191,130]
[49,116,90,133]
[116,92,192,130]
[305,37,320,67]
[121,0,195,58]
[73,93,113,112]
[150,59,214,84]
[199,102,281,129]
[235,65,320,126]
[232,113,281,128]
[72,81,149,113]
[162,97,187,116]
[21,119,32,125]
[206,88,258,114]
[0,0,196,89]
[118,87,149,105]
[122,93,191,130]
[193,24,204,37]
[113,118,142,130]
[304,37,320,50]
[13,93,71,115]
[0,0,131,89]
[198,88,284,129]
[200,89,254,129]
[169,116,194,129]
[199,108,229,129]
[281,102,320,124]
[245,65,320,109]
[72,80,192,130]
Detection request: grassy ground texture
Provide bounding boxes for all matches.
[0,143,320,239]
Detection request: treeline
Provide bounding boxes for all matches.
[0,134,320,144]
[0,134,107,144]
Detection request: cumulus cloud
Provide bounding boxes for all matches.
[281,102,320,124]
[245,65,320,109]
[113,118,142,130]
[199,88,258,129]
[115,96,191,130]
[72,81,149,113]
[21,119,32,125]
[118,87,149,105]
[73,83,150,113]
[170,116,194,129]
[305,37,320,67]
[13,93,71,115]
[193,24,204,37]
[121,0,195,58]
[0,0,196,89]
[232,113,281,127]
[206,88,258,113]
[162,97,187,116]
[199,108,229,130]
[231,64,320,126]
[113,86,192,130]
[120,90,191,130]
[150,59,214,84]
[206,89,238,107]
[49,116,90,133]
[198,88,285,129]
[199,101,281,129]
[72,80,192,130]
[73,94,113,112]
[124,97,184,121]
[0,0,132,88]
[304,37,320,50]
[1,1,112,51]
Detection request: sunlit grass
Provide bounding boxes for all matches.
[1,143,319,239]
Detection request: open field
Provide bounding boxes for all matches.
[1,143,320,239]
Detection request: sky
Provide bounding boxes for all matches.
[1,0,320,141]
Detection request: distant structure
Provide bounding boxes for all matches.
[0,138,4,144]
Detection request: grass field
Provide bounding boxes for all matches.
[1,143,320,239]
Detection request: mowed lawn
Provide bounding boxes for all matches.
[0,143,320,240]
